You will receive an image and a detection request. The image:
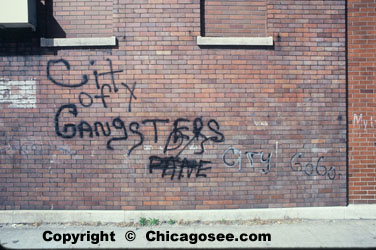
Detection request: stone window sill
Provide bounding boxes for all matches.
[197,36,273,47]
[40,36,117,47]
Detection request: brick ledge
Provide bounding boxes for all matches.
[40,36,117,47]
[197,36,273,46]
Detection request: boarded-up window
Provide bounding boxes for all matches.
[44,0,113,38]
[205,0,267,37]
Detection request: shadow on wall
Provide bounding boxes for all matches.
[44,0,66,38]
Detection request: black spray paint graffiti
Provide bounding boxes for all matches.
[149,156,211,180]
[48,58,226,180]
[55,103,144,155]
[142,119,169,143]
[49,58,141,153]
[290,153,339,180]
[48,58,137,112]
[148,118,225,180]
[164,118,224,157]
[222,146,274,174]
[55,105,225,162]
[47,59,89,88]
[121,82,137,112]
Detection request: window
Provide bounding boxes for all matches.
[40,0,116,47]
[198,0,273,46]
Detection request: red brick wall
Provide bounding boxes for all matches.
[348,0,376,204]
[0,0,347,210]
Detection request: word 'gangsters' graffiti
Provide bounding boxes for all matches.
[48,58,226,180]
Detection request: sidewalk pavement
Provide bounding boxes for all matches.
[1,218,376,248]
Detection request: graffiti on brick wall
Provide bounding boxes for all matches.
[149,156,212,180]
[0,132,77,157]
[54,103,224,160]
[222,142,277,174]
[47,58,137,112]
[222,146,340,180]
[48,58,142,154]
[290,153,338,180]
[148,118,225,180]
[353,113,375,131]
[0,80,37,108]
[48,58,225,179]
[222,147,273,174]
[54,103,144,155]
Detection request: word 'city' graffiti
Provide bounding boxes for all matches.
[222,143,277,174]
[222,147,272,174]
[47,58,137,112]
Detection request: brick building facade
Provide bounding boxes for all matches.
[348,0,376,204]
[0,0,372,210]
